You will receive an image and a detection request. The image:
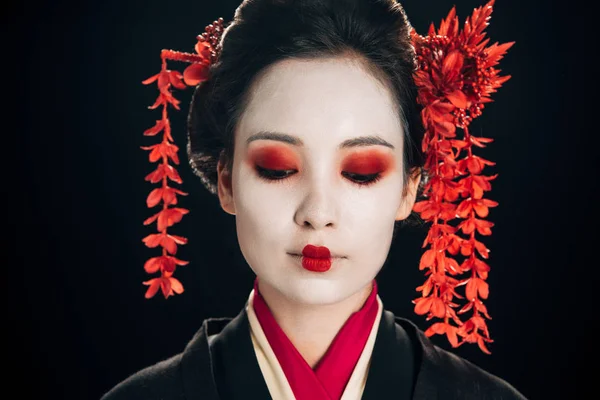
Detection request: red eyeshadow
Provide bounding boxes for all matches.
[342,150,394,175]
[248,145,298,170]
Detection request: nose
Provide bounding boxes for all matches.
[293,181,338,230]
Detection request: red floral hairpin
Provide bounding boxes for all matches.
[410,0,514,353]
[140,18,225,299]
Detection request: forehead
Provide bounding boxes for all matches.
[236,57,404,149]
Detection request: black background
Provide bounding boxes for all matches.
[8,0,592,399]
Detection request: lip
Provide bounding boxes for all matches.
[288,244,345,273]
[301,244,336,258]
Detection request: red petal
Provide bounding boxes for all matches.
[427,322,447,336]
[413,200,431,213]
[144,257,162,274]
[143,212,159,226]
[142,233,162,248]
[142,73,160,85]
[420,249,436,270]
[442,50,464,77]
[169,234,188,245]
[162,188,178,206]
[473,203,489,218]
[467,157,483,174]
[428,100,456,119]
[183,63,210,86]
[419,280,433,297]
[169,70,187,90]
[432,297,446,318]
[434,120,457,138]
[147,188,163,208]
[148,94,165,110]
[161,236,176,254]
[145,165,165,183]
[173,257,189,266]
[169,277,184,294]
[446,90,469,109]
[158,71,170,92]
[458,301,474,314]
[165,165,183,184]
[143,120,165,136]
[157,210,169,232]
[474,240,490,259]
[460,218,475,235]
[478,279,489,299]
[466,278,477,301]
[485,41,515,68]
[472,181,484,199]
[456,199,472,218]
[143,278,160,299]
[477,336,492,354]
[447,326,459,347]
[195,41,212,58]
[160,277,172,298]
[414,297,433,315]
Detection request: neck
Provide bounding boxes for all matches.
[256,279,374,368]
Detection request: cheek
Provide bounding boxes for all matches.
[342,176,404,234]
[232,168,293,236]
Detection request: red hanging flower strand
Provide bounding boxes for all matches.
[140,18,225,299]
[410,0,514,353]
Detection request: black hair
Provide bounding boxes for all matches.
[187,0,428,228]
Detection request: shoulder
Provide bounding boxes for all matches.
[426,344,527,399]
[393,316,527,400]
[100,316,234,400]
[100,353,185,400]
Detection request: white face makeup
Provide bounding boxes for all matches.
[217,56,419,306]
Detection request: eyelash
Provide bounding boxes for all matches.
[255,166,383,187]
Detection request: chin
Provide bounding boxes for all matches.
[277,276,359,306]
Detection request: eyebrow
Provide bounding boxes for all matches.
[246,131,395,150]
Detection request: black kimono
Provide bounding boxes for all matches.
[101,305,527,400]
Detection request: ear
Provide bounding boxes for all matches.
[395,167,422,221]
[217,155,236,215]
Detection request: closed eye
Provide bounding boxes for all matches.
[255,166,382,187]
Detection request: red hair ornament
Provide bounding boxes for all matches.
[140,2,512,354]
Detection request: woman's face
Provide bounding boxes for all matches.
[217,57,420,306]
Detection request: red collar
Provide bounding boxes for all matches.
[252,278,379,400]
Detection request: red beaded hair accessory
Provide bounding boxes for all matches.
[140,18,225,299]
[410,0,513,353]
[140,1,512,353]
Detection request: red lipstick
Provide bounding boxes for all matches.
[301,244,332,272]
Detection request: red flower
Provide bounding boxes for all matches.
[456,198,499,218]
[144,255,189,274]
[425,322,459,347]
[144,164,183,184]
[413,296,447,319]
[146,186,188,208]
[457,216,494,236]
[142,232,187,255]
[144,207,189,232]
[143,119,166,137]
[465,276,489,300]
[141,141,181,164]
[143,274,184,299]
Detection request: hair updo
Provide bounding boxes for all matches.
[187,0,427,225]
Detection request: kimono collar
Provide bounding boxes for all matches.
[251,278,380,400]
[179,293,424,400]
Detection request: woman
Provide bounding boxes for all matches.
[102,0,525,398]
